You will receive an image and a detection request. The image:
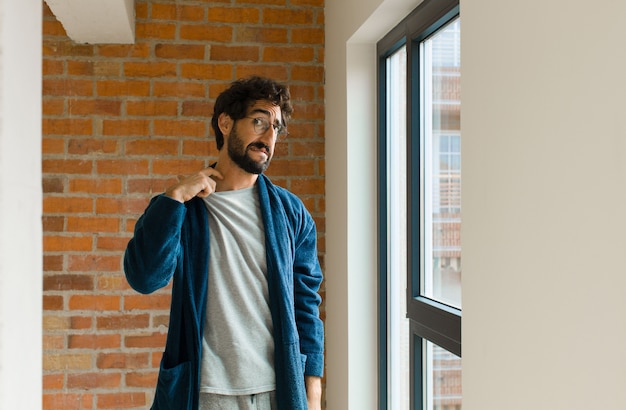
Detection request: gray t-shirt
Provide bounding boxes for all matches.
[199,186,276,395]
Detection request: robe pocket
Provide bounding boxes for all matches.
[153,360,193,409]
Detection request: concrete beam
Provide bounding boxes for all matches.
[44,0,135,44]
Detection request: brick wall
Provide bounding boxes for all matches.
[42,0,325,408]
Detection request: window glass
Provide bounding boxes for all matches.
[420,17,462,309]
[386,45,410,410]
[425,340,462,410]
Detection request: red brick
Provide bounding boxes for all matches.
[154,119,206,137]
[97,43,150,59]
[263,9,314,24]
[97,80,150,97]
[292,65,325,82]
[42,334,65,350]
[126,371,158,388]
[182,140,217,157]
[44,274,94,291]
[44,235,93,252]
[234,0,285,4]
[43,159,93,175]
[179,25,233,42]
[124,62,177,78]
[67,255,122,272]
[43,19,68,37]
[43,98,66,115]
[67,372,121,389]
[43,216,65,231]
[43,255,65,271]
[102,119,151,136]
[150,3,176,20]
[97,236,132,252]
[67,99,122,116]
[125,332,167,348]
[67,138,119,155]
[125,139,179,156]
[42,40,94,57]
[96,197,149,215]
[181,100,213,117]
[155,43,205,60]
[44,353,92,371]
[96,352,150,369]
[71,316,93,330]
[208,7,260,23]
[68,334,121,349]
[97,274,133,291]
[43,59,64,75]
[210,45,260,62]
[180,63,233,80]
[136,22,176,39]
[236,27,287,43]
[69,178,123,194]
[292,28,324,44]
[179,5,207,22]
[96,159,150,175]
[263,46,314,62]
[43,118,93,136]
[153,81,206,98]
[43,78,93,97]
[235,65,289,81]
[67,216,120,233]
[267,159,316,176]
[97,314,150,330]
[292,102,324,120]
[43,197,93,213]
[43,373,65,390]
[97,392,146,409]
[124,294,171,311]
[126,99,179,116]
[152,159,207,175]
[43,295,64,310]
[126,177,176,194]
[42,393,93,410]
[42,137,66,154]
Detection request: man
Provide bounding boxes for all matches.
[124,76,324,410]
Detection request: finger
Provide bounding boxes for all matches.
[200,167,224,180]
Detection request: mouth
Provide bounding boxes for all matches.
[247,142,271,158]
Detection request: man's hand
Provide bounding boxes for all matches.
[305,375,322,410]
[164,167,224,203]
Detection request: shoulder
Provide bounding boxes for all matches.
[259,175,306,211]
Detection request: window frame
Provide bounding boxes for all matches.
[377,0,461,408]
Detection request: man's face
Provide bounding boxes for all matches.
[226,100,282,175]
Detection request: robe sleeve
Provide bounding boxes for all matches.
[124,194,187,294]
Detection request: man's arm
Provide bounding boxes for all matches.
[305,375,322,410]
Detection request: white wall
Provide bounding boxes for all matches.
[462,1,626,409]
[326,0,626,409]
[0,1,43,409]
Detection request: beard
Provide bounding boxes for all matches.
[226,128,272,174]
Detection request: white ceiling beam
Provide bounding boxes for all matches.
[44,0,135,44]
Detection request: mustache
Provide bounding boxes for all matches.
[247,141,271,155]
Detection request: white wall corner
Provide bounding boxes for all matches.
[44,0,135,44]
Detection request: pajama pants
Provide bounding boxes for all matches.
[199,391,277,410]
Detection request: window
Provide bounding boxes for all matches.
[378,0,461,409]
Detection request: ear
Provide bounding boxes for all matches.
[218,113,233,136]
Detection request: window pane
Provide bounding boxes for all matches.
[386,45,410,410]
[421,17,462,309]
[425,341,462,410]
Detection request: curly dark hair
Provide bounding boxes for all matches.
[211,76,293,150]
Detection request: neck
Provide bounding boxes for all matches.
[213,152,259,192]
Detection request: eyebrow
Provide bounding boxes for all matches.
[248,108,282,125]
